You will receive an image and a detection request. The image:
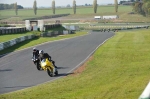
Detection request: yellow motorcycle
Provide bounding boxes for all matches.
[41,58,58,77]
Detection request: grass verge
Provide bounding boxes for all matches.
[0,29,150,99]
[0,31,87,55]
[0,31,40,43]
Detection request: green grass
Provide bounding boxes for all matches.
[0,31,87,55]
[1,5,150,22]
[1,29,150,99]
[0,31,40,43]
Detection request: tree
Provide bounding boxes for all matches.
[93,0,97,13]
[52,0,55,14]
[4,4,8,9]
[114,0,118,13]
[73,0,76,14]
[17,5,23,9]
[0,3,23,10]
[142,3,147,16]
[132,0,150,17]
[143,0,150,3]
[67,4,71,8]
[146,2,150,15]
[14,2,18,15]
[148,8,150,15]
[33,0,37,15]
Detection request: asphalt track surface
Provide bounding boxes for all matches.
[0,31,114,94]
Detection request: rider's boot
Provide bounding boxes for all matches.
[52,60,57,68]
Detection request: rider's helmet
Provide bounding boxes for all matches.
[33,47,37,52]
[39,50,44,57]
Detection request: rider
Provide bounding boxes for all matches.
[32,47,39,58]
[39,50,57,68]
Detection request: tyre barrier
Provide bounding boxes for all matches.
[41,30,75,37]
[41,31,63,37]
[92,28,119,32]
[0,35,35,51]
[83,25,149,32]
[44,24,61,30]
[0,27,26,35]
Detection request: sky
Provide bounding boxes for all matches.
[0,0,121,7]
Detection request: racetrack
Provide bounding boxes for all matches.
[0,31,114,94]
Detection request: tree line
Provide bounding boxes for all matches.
[32,0,99,15]
[132,0,150,16]
[32,0,118,15]
[13,0,119,16]
[0,3,23,10]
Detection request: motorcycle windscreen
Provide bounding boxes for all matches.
[41,59,54,69]
[41,59,52,66]
[41,59,47,67]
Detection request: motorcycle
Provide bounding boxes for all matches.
[40,58,58,77]
[32,55,41,70]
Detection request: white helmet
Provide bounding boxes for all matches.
[39,50,44,54]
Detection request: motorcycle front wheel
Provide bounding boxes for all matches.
[35,62,41,71]
[47,68,54,77]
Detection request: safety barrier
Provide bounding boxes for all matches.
[0,27,26,35]
[41,30,74,37]
[44,24,61,30]
[0,35,35,51]
[80,25,149,31]
[41,31,63,37]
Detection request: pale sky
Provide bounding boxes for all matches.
[0,0,121,7]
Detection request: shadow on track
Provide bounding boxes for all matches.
[0,69,12,72]
[57,66,69,69]
[57,73,73,77]
[4,85,33,89]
